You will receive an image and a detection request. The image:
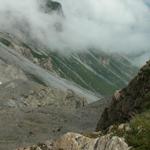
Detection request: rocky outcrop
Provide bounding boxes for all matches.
[40,0,64,31]
[96,60,150,131]
[0,32,55,72]
[45,0,64,16]
[16,132,129,150]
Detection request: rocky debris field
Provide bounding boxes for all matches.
[0,42,110,150]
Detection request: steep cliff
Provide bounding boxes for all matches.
[96,60,150,131]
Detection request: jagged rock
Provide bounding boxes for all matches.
[63,89,87,109]
[45,0,64,16]
[96,60,150,131]
[114,90,121,101]
[0,32,57,73]
[39,0,64,31]
[117,123,131,132]
[96,135,128,150]
[16,132,129,150]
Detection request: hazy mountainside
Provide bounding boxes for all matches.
[0,39,111,149]
[50,50,137,95]
[128,50,150,67]
[0,0,138,96]
[0,32,99,102]
[0,1,147,150]
[15,59,150,150]
[0,32,137,96]
[0,30,137,150]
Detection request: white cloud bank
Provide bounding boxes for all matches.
[0,0,149,55]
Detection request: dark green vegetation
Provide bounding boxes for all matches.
[126,111,150,150]
[126,86,150,150]
[110,110,150,150]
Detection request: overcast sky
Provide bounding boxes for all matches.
[0,0,149,59]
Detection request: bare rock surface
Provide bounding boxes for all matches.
[16,132,129,150]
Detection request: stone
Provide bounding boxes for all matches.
[118,123,126,130]
[16,132,129,150]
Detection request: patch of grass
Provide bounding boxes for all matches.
[126,110,150,150]
[113,110,150,150]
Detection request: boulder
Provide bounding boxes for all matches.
[45,0,64,16]
[16,132,129,150]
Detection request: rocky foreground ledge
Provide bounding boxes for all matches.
[16,132,129,150]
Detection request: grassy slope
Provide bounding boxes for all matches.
[50,50,137,95]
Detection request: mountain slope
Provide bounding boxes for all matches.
[0,32,137,96]
[95,59,150,150]
[96,60,150,131]
[50,50,137,95]
[0,35,99,102]
[15,59,150,150]
[0,53,109,150]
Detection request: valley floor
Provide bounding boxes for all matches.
[0,79,110,150]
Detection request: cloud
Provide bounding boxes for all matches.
[0,0,149,55]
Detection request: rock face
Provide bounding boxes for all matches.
[45,0,64,16]
[16,132,129,150]
[52,133,129,150]
[96,60,150,131]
